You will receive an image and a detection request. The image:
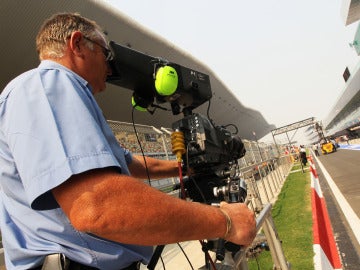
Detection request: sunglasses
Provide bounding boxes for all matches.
[83,36,113,61]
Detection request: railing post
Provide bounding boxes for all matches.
[257,166,270,203]
[262,214,290,269]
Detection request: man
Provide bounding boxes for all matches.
[312,144,320,156]
[0,13,256,270]
[299,145,307,166]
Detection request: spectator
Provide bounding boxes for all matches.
[312,144,320,156]
[299,145,307,166]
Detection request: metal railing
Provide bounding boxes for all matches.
[234,157,291,269]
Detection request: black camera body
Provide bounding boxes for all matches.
[172,113,233,172]
[172,113,246,204]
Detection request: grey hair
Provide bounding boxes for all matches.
[36,13,104,60]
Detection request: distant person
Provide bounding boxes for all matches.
[312,144,320,156]
[330,138,338,151]
[299,145,307,166]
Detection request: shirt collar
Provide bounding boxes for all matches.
[39,60,89,88]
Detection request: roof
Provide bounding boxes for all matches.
[341,0,360,25]
[0,0,275,140]
[323,61,360,134]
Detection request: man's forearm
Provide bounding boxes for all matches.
[53,168,227,245]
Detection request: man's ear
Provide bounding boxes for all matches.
[68,31,84,57]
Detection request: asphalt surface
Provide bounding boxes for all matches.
[315,148,360,269]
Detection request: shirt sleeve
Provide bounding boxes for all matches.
[5,67,124,210]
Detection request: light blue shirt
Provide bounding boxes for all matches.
[0,60,153,269]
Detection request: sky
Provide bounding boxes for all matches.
[103,0,359,143]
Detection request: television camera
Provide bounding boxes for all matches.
[107,41,247,266]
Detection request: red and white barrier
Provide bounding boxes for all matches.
[308,156,342,270]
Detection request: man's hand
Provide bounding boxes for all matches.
[220,202,256,246]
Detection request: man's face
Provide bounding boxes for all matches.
[80,34,112,94]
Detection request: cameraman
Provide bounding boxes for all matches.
[0,13,256,270]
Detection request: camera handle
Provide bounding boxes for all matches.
[211,178,247,265]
